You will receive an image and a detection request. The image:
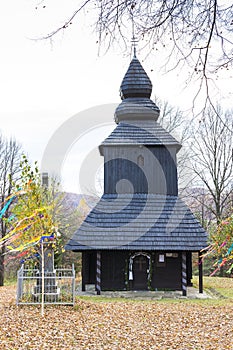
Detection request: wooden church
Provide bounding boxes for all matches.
[65,55,208,296]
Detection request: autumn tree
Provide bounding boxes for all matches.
[0,157,64,273]
[0,134,22,286]
[191,105,233,224]
[4,157,63,259]
[202,212,233,276]
[56,195,93,271]
[0,157,64,314]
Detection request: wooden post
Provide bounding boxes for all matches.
[96,251,101,295]
[198,252,203,293]
[81,252,86,292]
[186,251,193,286]
[41,240,45,317]
[181,252,187,296]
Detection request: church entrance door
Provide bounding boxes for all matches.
[132,254,150,290]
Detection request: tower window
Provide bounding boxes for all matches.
[137,155,144,167]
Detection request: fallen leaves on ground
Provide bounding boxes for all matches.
[0,285,232,349]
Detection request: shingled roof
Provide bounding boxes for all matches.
[120,56,153,99]
[100,121,181,154]
[65,194,208,251]
[115,56,160,123]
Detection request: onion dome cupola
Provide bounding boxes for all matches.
[101,54,181,155]
[115,55,160,123]
[120,56,152,99]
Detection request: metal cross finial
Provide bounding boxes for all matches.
[131,34,138,58]
[130,3,138,58]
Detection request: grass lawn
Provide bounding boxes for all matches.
[192,276,233,299]
[0,277,232,349]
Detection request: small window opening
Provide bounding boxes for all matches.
[137,155,144,167]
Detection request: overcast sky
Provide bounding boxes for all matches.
[1,1,232,194]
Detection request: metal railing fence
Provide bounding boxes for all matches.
[17,264,75,305]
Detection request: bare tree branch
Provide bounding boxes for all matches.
[191,105,233,223]
[0,134,22,286]
[35,1,233,112]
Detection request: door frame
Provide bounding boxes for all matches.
[128,252,151,287]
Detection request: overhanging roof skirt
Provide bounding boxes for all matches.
[65,194,208,251]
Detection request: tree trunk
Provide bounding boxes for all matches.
[0,216,7,286]
[0,246,5,286]
[0,260,4,286]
